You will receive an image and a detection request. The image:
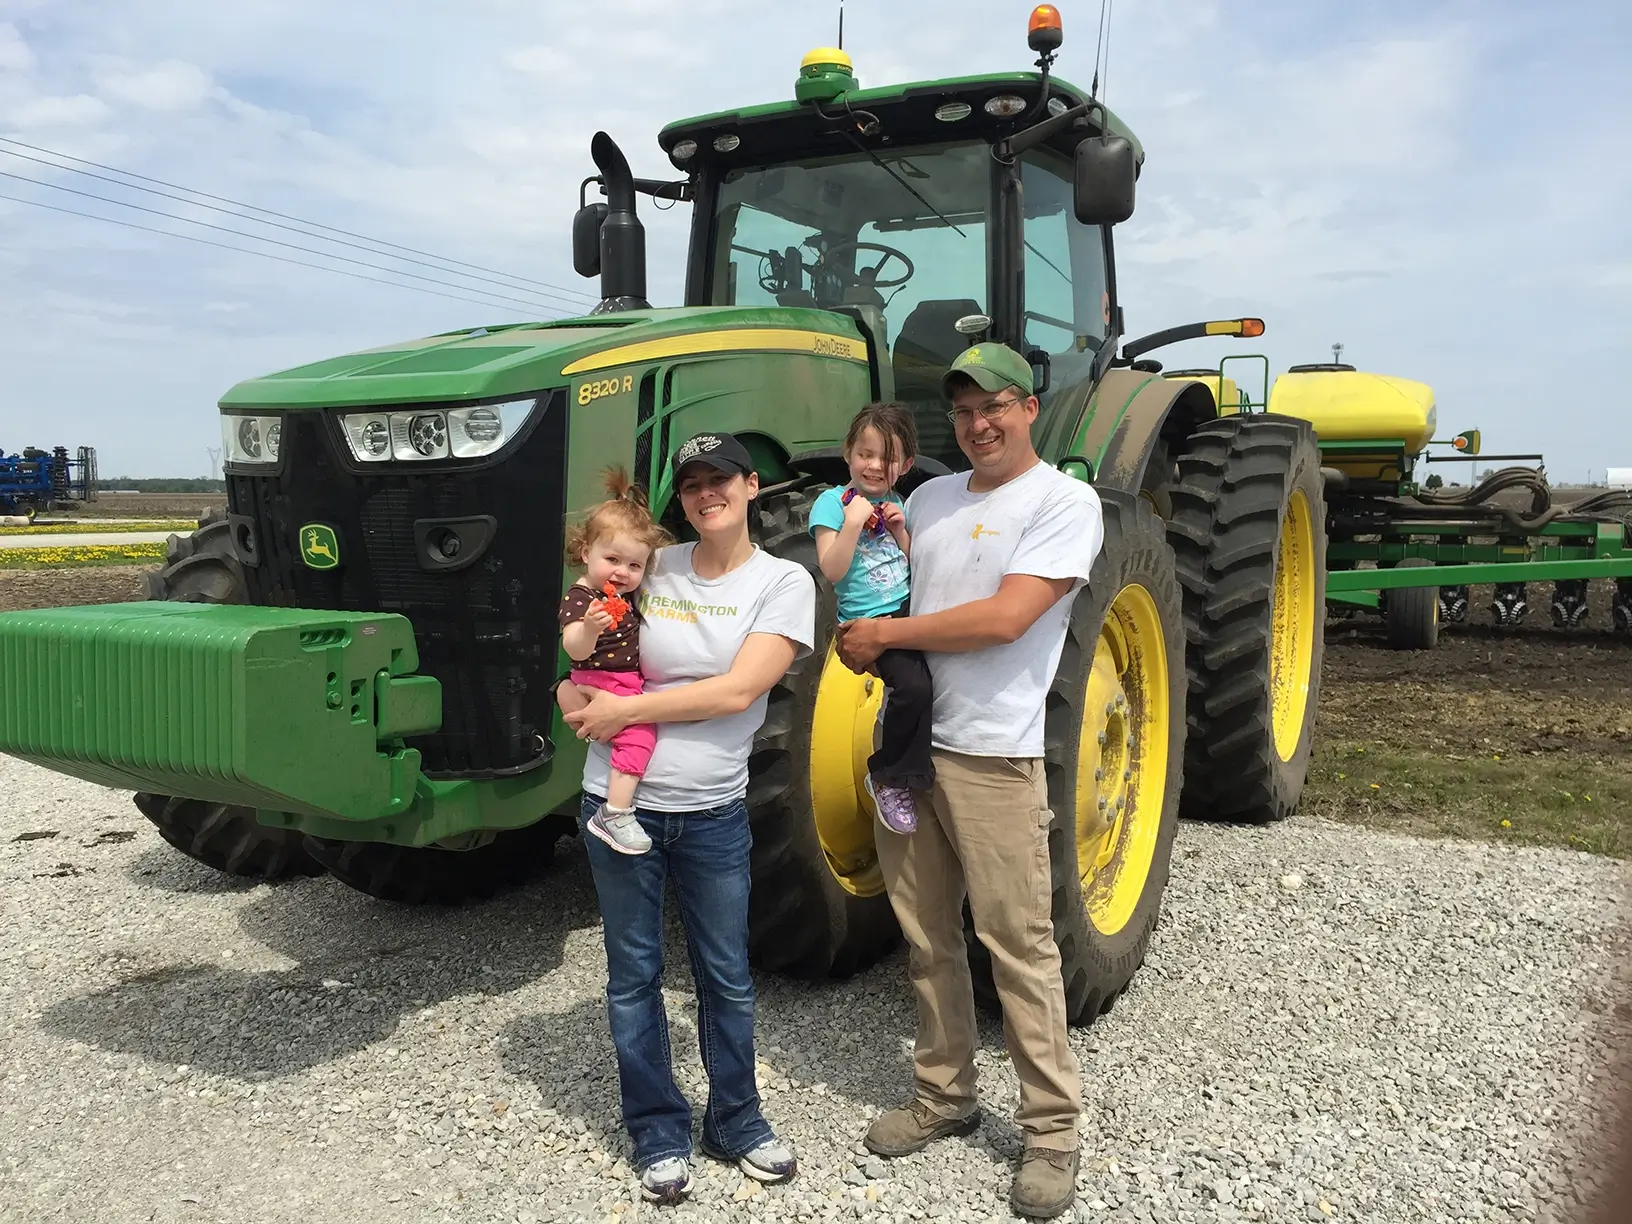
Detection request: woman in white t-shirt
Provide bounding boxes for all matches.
[560,431,816,1206]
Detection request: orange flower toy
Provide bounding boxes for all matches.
[600,581,630,630]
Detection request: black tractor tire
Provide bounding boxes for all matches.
[744,485,901,978]
[301,820,569,905]
[969,492,1186,1025]
[1384,558,1439,650]
[132,791,325,880]
[1169,415,1327,823]
[134,508,325,880]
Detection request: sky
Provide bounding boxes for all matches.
[0,0,1627,481]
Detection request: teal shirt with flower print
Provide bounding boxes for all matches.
[808,485,910,620]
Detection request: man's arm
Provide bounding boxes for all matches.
[837,572,1076,669]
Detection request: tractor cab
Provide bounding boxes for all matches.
[580,32,1143,470]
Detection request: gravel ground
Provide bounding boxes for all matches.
[1,757,1626,1224]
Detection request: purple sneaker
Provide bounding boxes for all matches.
[868,777,918,834]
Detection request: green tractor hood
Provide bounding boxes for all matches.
[220,305,872,411]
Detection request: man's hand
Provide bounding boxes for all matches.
[837,617,889,673]
[562,689,631,742]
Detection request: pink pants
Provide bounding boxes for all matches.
[569,668,657,777]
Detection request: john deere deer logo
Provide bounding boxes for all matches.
[300,524,340,570]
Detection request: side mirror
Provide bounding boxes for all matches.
[1073,135,1137,225]
[572,202,608,278]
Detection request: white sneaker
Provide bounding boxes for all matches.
[639,1156,694,1203]
[587,804,652,855]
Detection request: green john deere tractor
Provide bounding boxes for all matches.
[0,9,1328,1023]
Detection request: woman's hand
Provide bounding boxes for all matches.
[562,689,633,742]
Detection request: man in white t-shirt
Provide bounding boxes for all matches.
[837,342,1104,1221]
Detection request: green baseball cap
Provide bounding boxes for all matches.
[942,342,1035,398]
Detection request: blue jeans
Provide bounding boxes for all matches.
[579,792,774,1171]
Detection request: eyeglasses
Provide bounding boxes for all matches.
[945,395,1024,428]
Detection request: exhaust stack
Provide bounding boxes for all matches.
[589,132,650,314]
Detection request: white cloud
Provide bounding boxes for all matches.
[5,93,111,128]
[0,21,32,70]
[94,59,213,112]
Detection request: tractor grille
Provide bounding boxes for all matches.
[228,391,567,778]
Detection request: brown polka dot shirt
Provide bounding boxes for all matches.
[558,582,642,672]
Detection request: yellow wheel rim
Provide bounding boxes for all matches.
[1076,584,1170,937]
[1269,489,1316,761]
[807,643,887,898]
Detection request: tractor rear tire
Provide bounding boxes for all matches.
[1170,415,1326,823]
[1385,559,1439,650]
[134,508,325,881]
[301,821,568,905]
[968,492,1186,1024]
[744,485,901,978]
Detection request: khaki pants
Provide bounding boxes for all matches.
[876,748,1081,1149]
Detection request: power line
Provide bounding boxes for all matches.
[0,135,597,306]
[0,144,596,310]
[0,191,562,317]
[0,132,600,306]
[0,168,569,314]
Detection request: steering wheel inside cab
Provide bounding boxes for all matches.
[758,240,913,309]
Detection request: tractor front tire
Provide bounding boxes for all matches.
[134,509,325,881]
[301,821,569,905]
[745,486,901,978]
[1170,416,1327,823]
[133,792,325,880]
[968,491,1186,1024]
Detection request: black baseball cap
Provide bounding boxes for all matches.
[671,432,756,479]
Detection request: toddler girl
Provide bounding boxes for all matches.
[810,402,933,833]
[557,467,673,854]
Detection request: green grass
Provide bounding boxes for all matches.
[0,520,191,536]
[0,543,165,570]
[1303,742,1632,857]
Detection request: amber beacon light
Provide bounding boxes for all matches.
[1028,5,1064,53]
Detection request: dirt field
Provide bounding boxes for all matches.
[1311,581,1632,856]
[3,564,1628,859]
[70,492,225,520]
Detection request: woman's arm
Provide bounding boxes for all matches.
[563,632,799,739]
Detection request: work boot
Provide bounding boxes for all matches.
[1010,1145,1080,1219]
[862,1099,980,1157]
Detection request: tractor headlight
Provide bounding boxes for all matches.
[339,398,540,463]
[448,405,505,456]
[396,411,449,460]
[221,413,283,466]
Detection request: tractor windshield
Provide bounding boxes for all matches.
[710,142,988,429]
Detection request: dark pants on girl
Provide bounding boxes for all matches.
[869,608,935,790]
